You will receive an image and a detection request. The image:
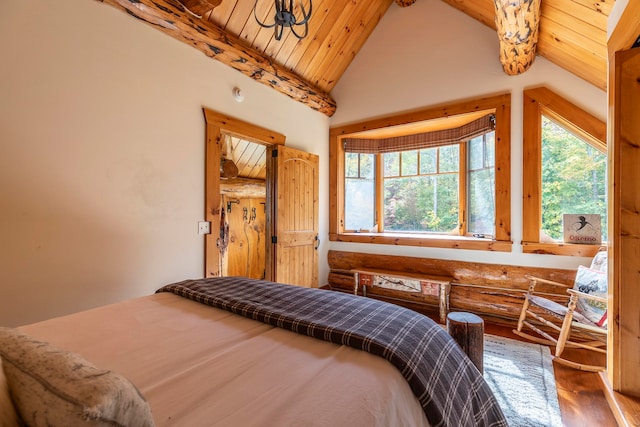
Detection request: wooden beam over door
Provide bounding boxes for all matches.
[96,0,337,117]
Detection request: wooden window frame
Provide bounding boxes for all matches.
[522,87,606,257]
[329,93,512,252]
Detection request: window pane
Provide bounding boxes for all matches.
[384,152,399,177]
[419,148,437,174]
[344,153,376,231]
[485,131,495,167]
[401,151,418,176]
[439,144,459,172]
[360,153,374,178]
[345,153,360,177]
[469,136,484,170]
[541,116,607,241]
[384,174,458,232]
[468,169,495,235]
[468,132,496,235]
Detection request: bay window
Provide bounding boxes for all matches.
[329,94,512,251]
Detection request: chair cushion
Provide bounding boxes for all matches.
[573,265,607,325]
[528,294,592,324]
[0,327,155,427]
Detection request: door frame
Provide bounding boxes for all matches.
[203,108,285,278]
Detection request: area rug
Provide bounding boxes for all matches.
[483,335,563,427]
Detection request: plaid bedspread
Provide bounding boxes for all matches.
[157,277,507,427]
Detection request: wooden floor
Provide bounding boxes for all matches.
[484,322,617,426]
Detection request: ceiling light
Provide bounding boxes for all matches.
[254,0,312,41]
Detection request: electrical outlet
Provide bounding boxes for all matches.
[198,221,211,235]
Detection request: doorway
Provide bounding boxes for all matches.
[203,108,285,279]
[219,135,267,279]
[203,108,320,287]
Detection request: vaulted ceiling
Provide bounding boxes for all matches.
[101,0,613,116]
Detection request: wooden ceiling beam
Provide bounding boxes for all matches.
[179,0,222,18]
[97,0,337,117]
[493,0,541,75]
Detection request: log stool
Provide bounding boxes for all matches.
[446,312,484,374]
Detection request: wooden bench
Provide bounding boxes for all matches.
[351,268,452,323]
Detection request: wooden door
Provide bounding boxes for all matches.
[266,146,319,287]
[220,196,266,279]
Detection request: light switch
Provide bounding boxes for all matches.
[198,221,211,235]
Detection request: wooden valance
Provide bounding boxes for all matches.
[342,114,495,153]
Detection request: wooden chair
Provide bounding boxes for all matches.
[513,250,608,372]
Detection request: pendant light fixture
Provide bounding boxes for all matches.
[254,0,312,41]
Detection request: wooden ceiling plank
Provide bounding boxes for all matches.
[206,0,237,29]
[304,9,373,89]
[252,3,290,54]
[99,0,336,116]
[283,1,356,75]
[224,0,256,37]
[570,0,614,17]
[294,1,368,79]
[240,1,275,48]
[313,1,392,91]
[540,15,607,62]
[244,144,268,179]
[263,0,329,61]
[537,30,606,75]
[542,1,607,36]
[554,0,609,28]
[537,35,606,90]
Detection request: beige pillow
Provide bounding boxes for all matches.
[0,327,154,427]
[0,356,20,427]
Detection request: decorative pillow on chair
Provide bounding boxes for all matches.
[0,327,155,427]
[0,356,20,427]
[589,250,608,273]
[573,265,608,325]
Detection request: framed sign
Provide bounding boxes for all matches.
[563,214,601,244]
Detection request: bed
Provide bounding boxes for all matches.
[1,277,507,427]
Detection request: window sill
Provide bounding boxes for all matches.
[522,242,605,257]
[331,232,512,252]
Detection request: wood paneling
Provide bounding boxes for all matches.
[609,47,640,398]
[328,250,577,326]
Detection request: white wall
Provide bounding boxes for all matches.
[330,0,607,269]
[0,0,329,327]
